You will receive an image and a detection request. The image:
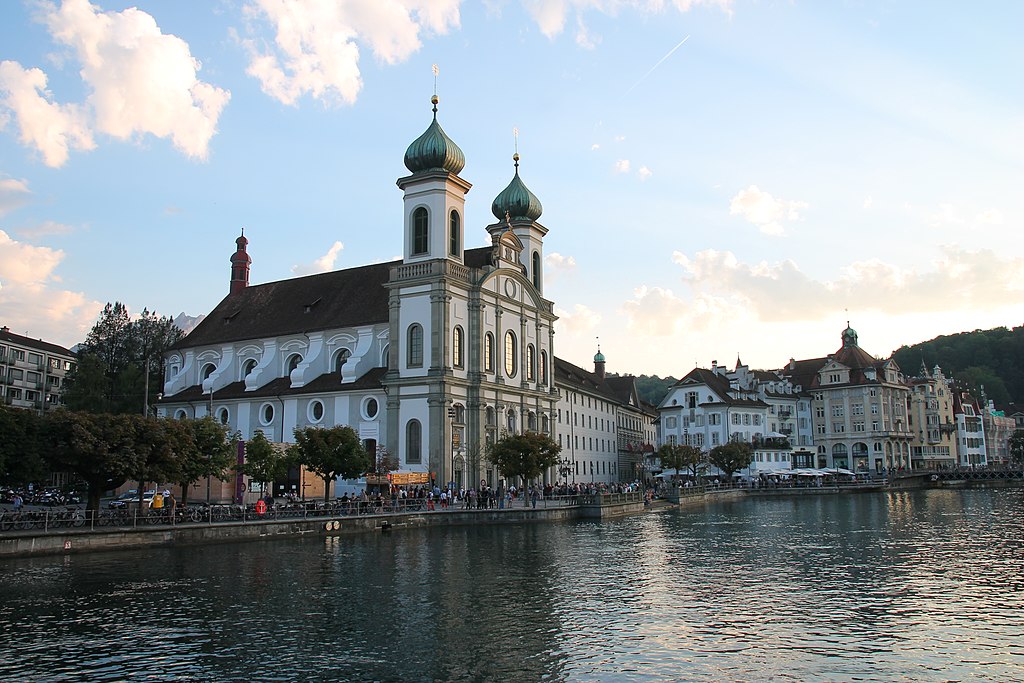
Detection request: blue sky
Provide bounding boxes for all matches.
[1,0,1022,377]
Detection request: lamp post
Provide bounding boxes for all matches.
[559,457,573,486]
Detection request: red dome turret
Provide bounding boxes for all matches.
[230,229,251,294]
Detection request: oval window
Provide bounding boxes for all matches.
[261,403,275,426]
[364,397,379,420]
[310,400,324,423]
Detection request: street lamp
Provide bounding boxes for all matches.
[559,457,573,485]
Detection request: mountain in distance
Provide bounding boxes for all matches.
[173,312,205,335]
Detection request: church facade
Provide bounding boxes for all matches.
[157,96,650,493]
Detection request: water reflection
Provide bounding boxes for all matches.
[1,489,1022,682]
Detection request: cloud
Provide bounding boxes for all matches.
[671,246,1024,320]
[553,303,601,336]
[0,0,229,167]
[0,178,32,217]
[0,229,100,345]
[292,240,344,276]
[523,0,733,39]
[241,0,462,106]
[0,61,94,167]
[863,195,873,209]
[590,143,600,151]
[615,159,630,173]
[637,166,652,181]
[16,220,77,239]
[545,252,577,272]
[729,185,808,236]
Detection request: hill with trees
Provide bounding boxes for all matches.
[891,325,1023,407]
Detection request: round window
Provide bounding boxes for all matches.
[261,403,275,425]
[218,408,229,425]
[310,400,324,423]
[364,397,379,419]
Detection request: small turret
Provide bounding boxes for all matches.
[230,229,250,295]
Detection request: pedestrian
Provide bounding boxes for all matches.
[12,493,23,511]
[530,487,538,509]
[166,492,177,517]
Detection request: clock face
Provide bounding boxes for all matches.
[505,279,517,298]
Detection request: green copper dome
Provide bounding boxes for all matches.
[594,351,606,363]
[491,154,543,221]
[404,96,465,175]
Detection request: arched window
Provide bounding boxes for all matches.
[486,406,496,426]
[532,251,541,290]
[406,420,422,464]
[452,326,464,368]
[504,330,517,377]
[507,410,517,432]
[201,363,216,381]
[242,359,257,378]
[334,348,351,376]
[484,333,494,372]
[541,414,549,433]
[449,210,461,257]
[412,207,429,255]
[526,344,536,381]
[381,344,390,368]
[407,324,423,367]
[287,354,302,373]
[528,411,538,431]
[453,403,465,423]
[539,350,548,385]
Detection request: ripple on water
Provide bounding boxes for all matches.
[0,489,1023,682]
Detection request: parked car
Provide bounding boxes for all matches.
[108,490,156,509]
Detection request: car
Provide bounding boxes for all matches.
[108,490,156,509]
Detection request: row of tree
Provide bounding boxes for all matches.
[657,441,755,481]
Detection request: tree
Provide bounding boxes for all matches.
[236,430,289,497]
[63,302,183,415]
[657,443,703,483]
[0,406,47,486]
[368,444,399,480]
[289,425,370,501]
[707,441,753,481]
[45,411,146,512]
[166,416,235,506]
[1010,430,1024,467]
[486,431,561,491]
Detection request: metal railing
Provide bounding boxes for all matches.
[0,493,646,536]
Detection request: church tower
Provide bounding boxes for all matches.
[397,96,471,263]
[490,153,547,294]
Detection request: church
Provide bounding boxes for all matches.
[157,95,655,494]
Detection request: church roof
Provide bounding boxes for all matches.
[173,260,398,349]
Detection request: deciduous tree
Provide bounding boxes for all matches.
[236,430,288,497]
[486,431,561,490]
[289,425,370,501]
[707,441,753,481]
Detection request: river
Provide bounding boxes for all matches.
[1,488,1022,682]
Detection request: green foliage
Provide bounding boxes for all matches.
[45,411,149,511]
[0,406,47,485]
[891,326,1022,404]
[1009,430,1024,466]
[63,302,183,414]
[166,416,236,505]
[707,441,753,479]
[486,431,561,485]
[635,375,678,407]
[289,425,370,501]
[657,443,703,480]
[237,430,289,495]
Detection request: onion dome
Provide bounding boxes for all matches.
[404,95,465,175]
[594,350,606,363]
[491,153,543,221]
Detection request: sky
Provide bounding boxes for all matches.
[1,0,1022,379]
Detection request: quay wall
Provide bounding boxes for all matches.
[0,503,604,559]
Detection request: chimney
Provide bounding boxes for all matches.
[230,229,251,294]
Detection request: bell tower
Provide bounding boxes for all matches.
[397,95,471,263]
[229,228,250,294]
